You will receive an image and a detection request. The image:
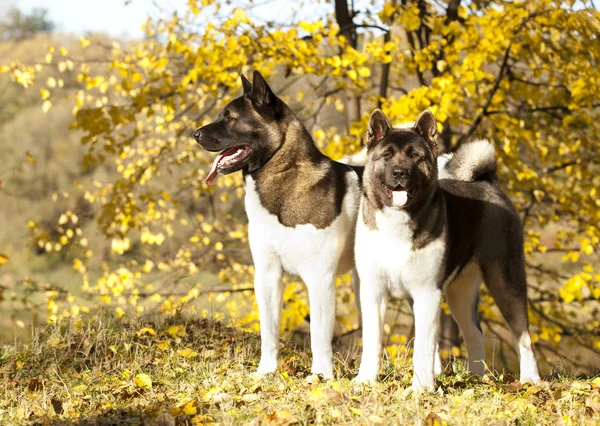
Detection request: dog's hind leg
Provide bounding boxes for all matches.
[253,252,284,376]
[434,342,443,376]
[305,272,337,379]
[481,262,540,384]
[446,263,485,376]
[351,268,362,330]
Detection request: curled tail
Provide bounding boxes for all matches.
[438,139,497,183]
[338,147,368,166]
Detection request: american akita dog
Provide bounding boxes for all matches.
[353,109,540,391]
[193,71,362,378]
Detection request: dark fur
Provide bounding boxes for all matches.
[365,109,532,343]
[194,70,360,229]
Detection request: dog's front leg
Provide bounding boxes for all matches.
[304,272,336,379]
[253,253,283,376]
[411,288,442,392]
[354,278,387,384]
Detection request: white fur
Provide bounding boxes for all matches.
[245,173,360,377]
[516,333,540,383]
[353,206,446,391]
[447,139,496,181]
[436,153,454,180]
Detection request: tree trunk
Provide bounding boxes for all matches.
[334,0,361,126]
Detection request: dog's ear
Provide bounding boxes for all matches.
[413,110,438,156]
[250,70,275,107]
[241,74,253,94]
[366,109,393,149]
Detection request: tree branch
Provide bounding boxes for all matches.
[456,44,512,147]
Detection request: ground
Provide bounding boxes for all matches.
[0,316,599,425]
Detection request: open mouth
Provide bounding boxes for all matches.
[205,145,252,185]
[385,185,415,207]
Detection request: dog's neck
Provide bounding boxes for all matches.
[259,115,326,176]
[366,181,445,248]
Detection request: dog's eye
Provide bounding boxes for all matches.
[383,151,393,160]
[408,151,419,159]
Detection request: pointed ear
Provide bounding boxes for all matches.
[240,74,252,94]
[250,70,275,106]
[366,109,393,149]
[413,110,438,155]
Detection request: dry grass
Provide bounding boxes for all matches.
[0,315,599,425]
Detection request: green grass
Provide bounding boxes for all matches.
[0,315,599,425]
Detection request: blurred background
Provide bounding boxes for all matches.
[0,0,599,376]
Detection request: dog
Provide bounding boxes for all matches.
[193,71,362,378]
[352,109,540,391]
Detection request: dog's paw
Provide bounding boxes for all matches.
[519,374,541,385]
[251,365,277,379]
[306,371,334,383]
[352,374,377,385]
[411,381,435,394]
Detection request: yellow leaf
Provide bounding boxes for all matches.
[80,37,91,48]
[183,400,197,415]
[40,88,50,100]
[156,340,170,351]
[25,151,36,165]
[42,100,52,113]
[309,387,325,401]
[357,67,371,77]
[349,407,361,415]
[177,348,199,358]
[133,373,152,389]
[167,325,187,336]
[136,327,156,336]
[0,254,8,266]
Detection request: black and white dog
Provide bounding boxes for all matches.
[352,109,540,391]
[193,71,362,378]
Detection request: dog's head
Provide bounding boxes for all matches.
[364,109,439,210]
[193,70,287,184]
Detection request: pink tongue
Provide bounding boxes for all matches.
[205,153,224,185]
[392,191,408,207]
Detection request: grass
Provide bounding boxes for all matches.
[0,315,599,426]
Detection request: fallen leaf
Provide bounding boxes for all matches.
[51,398,64,414]
[504,381,523,393]
[25,151,36,165]
[349,407,361,415]
[426,412,443,426]
[183,399,197,415]
[264,409,298,425]
[133,373,152,389]
[156,340,170,351]
[369,414,384,424]
[242,393,260,403]
[0,254,8,266]
[27,377,44,391]
[136,327,156,336]
[166,325,187,336]
[177,348,199,358]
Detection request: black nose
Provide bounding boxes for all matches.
[392,167,410,179]
[193,129,201,140]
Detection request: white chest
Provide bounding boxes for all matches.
[355,206,446,297]
[244,174,359,277]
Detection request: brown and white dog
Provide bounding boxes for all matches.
[352,109,540,391]
[193,71,362,378]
